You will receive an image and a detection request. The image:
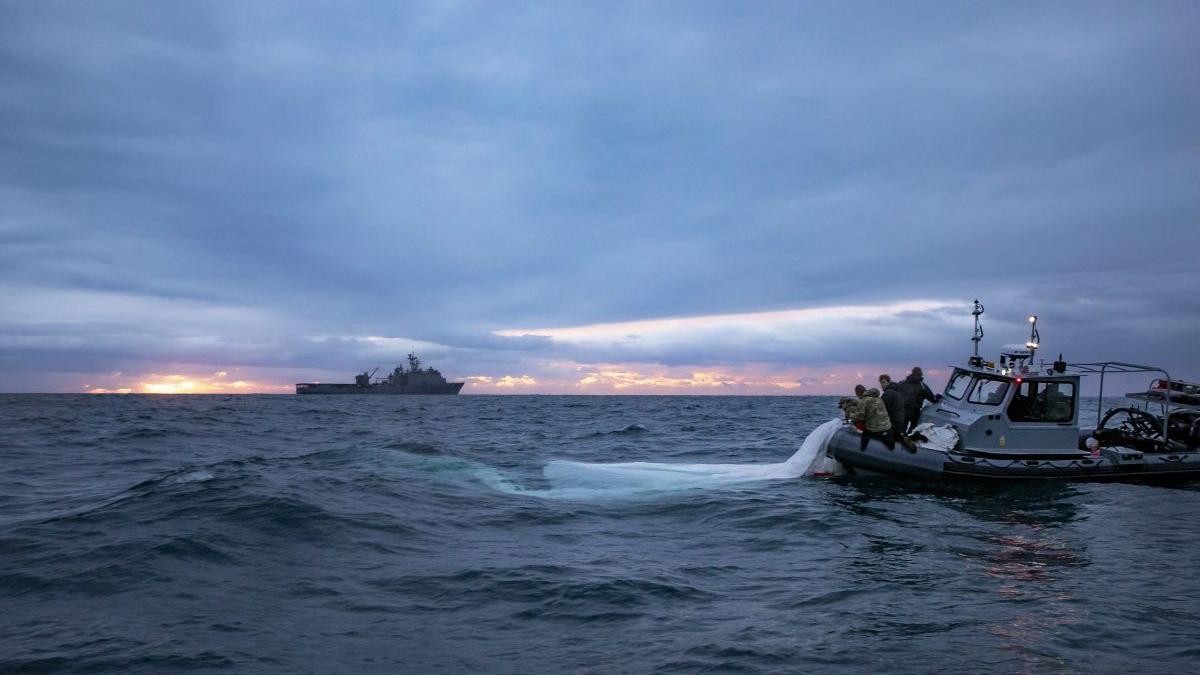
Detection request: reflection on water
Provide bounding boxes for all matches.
[983,533,1084,584]
[956,488,1086,675]
[831,480,1091,673]
[952,483,1083,527]
[980,531,1082,675]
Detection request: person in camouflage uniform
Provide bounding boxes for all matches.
[838,396,859,421]
[852,384,894,450]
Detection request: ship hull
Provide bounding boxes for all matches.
[296,382,464,395]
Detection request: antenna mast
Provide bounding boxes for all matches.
[1025,315,1040,361]
[971,299,985,358]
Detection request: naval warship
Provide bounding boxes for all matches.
[296,353,464,395]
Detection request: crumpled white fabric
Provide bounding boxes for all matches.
[911,422,960,453]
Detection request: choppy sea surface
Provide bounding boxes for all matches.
[2,394,1198,674]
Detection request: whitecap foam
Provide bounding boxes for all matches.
[172,470,215,484]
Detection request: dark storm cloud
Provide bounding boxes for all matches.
[1,1,1197,390]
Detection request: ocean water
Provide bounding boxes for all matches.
[2,394,1198,674]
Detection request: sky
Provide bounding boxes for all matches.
[1,1,1198,394]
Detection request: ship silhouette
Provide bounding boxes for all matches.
[295,353,464,395]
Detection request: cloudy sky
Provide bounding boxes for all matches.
[1,1,1197,394]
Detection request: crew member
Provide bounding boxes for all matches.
[899,367,940,432]
[878,374,907,440]
[838,396,859,423]
[852,384,894,450]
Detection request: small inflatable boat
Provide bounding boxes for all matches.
[827,302,1200,483]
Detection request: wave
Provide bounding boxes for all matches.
[381,440,442,455]
[112,426,178,439]
[579,423,650,439]
[369,566,713,614]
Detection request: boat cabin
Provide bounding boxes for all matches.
[921,365,1082,456]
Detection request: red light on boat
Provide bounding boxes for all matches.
[1015,377,1022,384]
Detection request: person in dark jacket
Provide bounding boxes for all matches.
[878,374,907,438]
[898,367,940,432]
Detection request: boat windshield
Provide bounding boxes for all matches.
[944,369,972,400]
[966,376,1010,406]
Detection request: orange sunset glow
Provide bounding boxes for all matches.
[86,371,292,394]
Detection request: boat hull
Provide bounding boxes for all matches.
[828,428,1200,482]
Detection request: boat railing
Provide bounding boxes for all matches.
[1068,362,1173,439]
